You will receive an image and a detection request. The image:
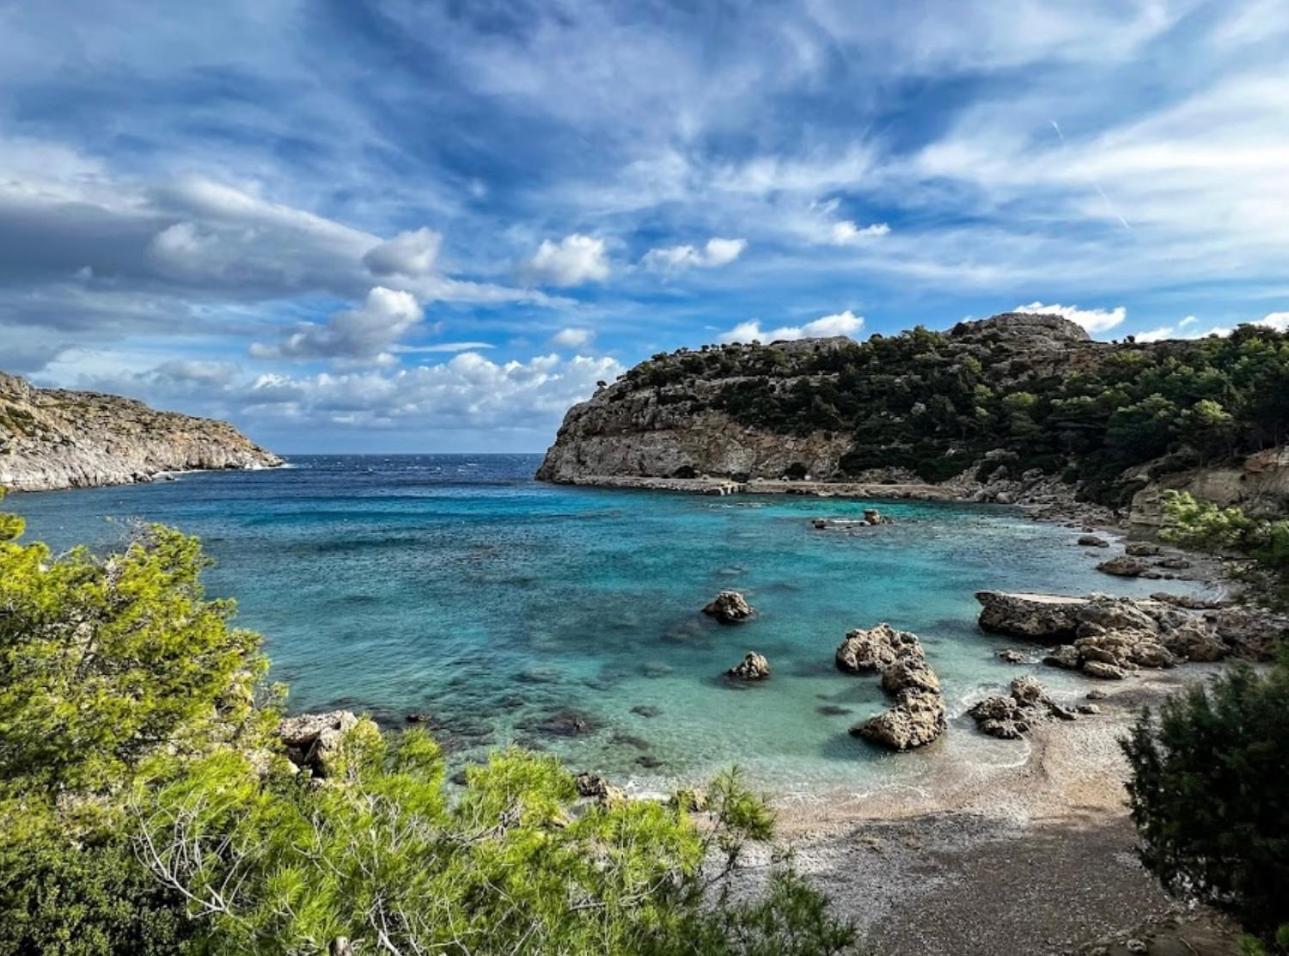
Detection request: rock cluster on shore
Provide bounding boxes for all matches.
[0,370,282,491]
[976,590,1287,680]
[835,623,947,750]
[969,676,1080,738]
[277,710,359,778]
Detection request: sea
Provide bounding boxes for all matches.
[5,454,1203,797]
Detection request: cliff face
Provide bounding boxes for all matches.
[537,313,1107,485]
[0,372,283,492]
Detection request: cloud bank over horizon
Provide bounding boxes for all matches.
[1,0,1286,451]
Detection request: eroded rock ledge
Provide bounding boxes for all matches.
[976,590,1287,679]
[0,370,282,492]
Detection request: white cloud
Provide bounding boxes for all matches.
[1135,326,1175,343]
[552,327,594,348]
[1015,301,1126,333]
[1179,315,1199,328]
[363,227,442,277]
[720,309,864,343]
[642,237,747,271]
[1256,311,1289,332]
[250,286,422,363]
[829,220,890,244]
[523,234,610,286]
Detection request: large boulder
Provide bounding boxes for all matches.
[976,591,1085,642]
[837,623,946,751]
[277,710,359,778]
[702,590,755,624]
[726,651,771,681]
[835,622,923,673]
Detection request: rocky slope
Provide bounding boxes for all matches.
[0,372,282,492]
[537,312,1289,519]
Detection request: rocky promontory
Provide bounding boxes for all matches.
[537,312,1289,523]
[0,371,282,492]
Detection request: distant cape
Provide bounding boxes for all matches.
[0,371,282,492]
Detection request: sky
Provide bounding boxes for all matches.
[2,0,1287,453]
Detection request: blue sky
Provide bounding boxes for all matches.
[2,0,1287,453]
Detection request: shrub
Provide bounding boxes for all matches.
[0,493,859,956]
[1122,657,1289,944]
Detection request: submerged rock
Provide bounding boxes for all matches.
[726,651,771,681]
[524,709,599,738]
[702,590,755,624]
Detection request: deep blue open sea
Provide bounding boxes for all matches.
[6,454,1201,796]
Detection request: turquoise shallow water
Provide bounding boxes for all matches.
[7,454,1201,795]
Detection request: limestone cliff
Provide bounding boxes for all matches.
[0,372,282,492]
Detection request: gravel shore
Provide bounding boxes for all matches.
[753,667,1244,955]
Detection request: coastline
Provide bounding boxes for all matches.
[547,474,1249,952]
[755,668,1241,955]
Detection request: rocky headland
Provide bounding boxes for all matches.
[537,312,1289,528]
[0,371,282,491]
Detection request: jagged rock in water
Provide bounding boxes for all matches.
[277,710,358,778]
[0,370,282,491]
[835,622,922,673]
[1078,535,1111,548]
[702,590,754,624]
[836,623,946,751]
[726,651,770,681]
[863,508,890,525]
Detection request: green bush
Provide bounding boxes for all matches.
[0,491,858,956]
[1122,657,1289,944]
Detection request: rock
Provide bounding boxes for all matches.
[1082,660,1128,680]
[726,651,771,681]
[997,648,1028,663]
[817,703,855,716]
[635,754,664,769]
[525,709,599,737]
[1086,689,1108,700]
[277,710,359,778]
[835,622,923,673]
[839,623,946,751]
[630,704,662,718]
[405,712,432,724]
[1126,940,1147,954]
[863,508,890,525]
[702,590,754,624]
[1155,555,1192,570]
[575,772,626,804]
[1078,535,1111,548]
[1125,542,1163,557]
[1043,645,1081,669]
[1097,555,1155,578]
[1077,703,1101,715]
[0,370,282,492]
[969,676,1072,738]
[852,690,945,751]
[977,591,1085,642]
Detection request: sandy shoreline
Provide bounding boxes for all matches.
[752,667,1241,955]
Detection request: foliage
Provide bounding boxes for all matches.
[134,741,855,954]
[1122,656,1289,944]
[1161,490,1289,569]
[624,321,1289,504]
[0,495,858,956]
